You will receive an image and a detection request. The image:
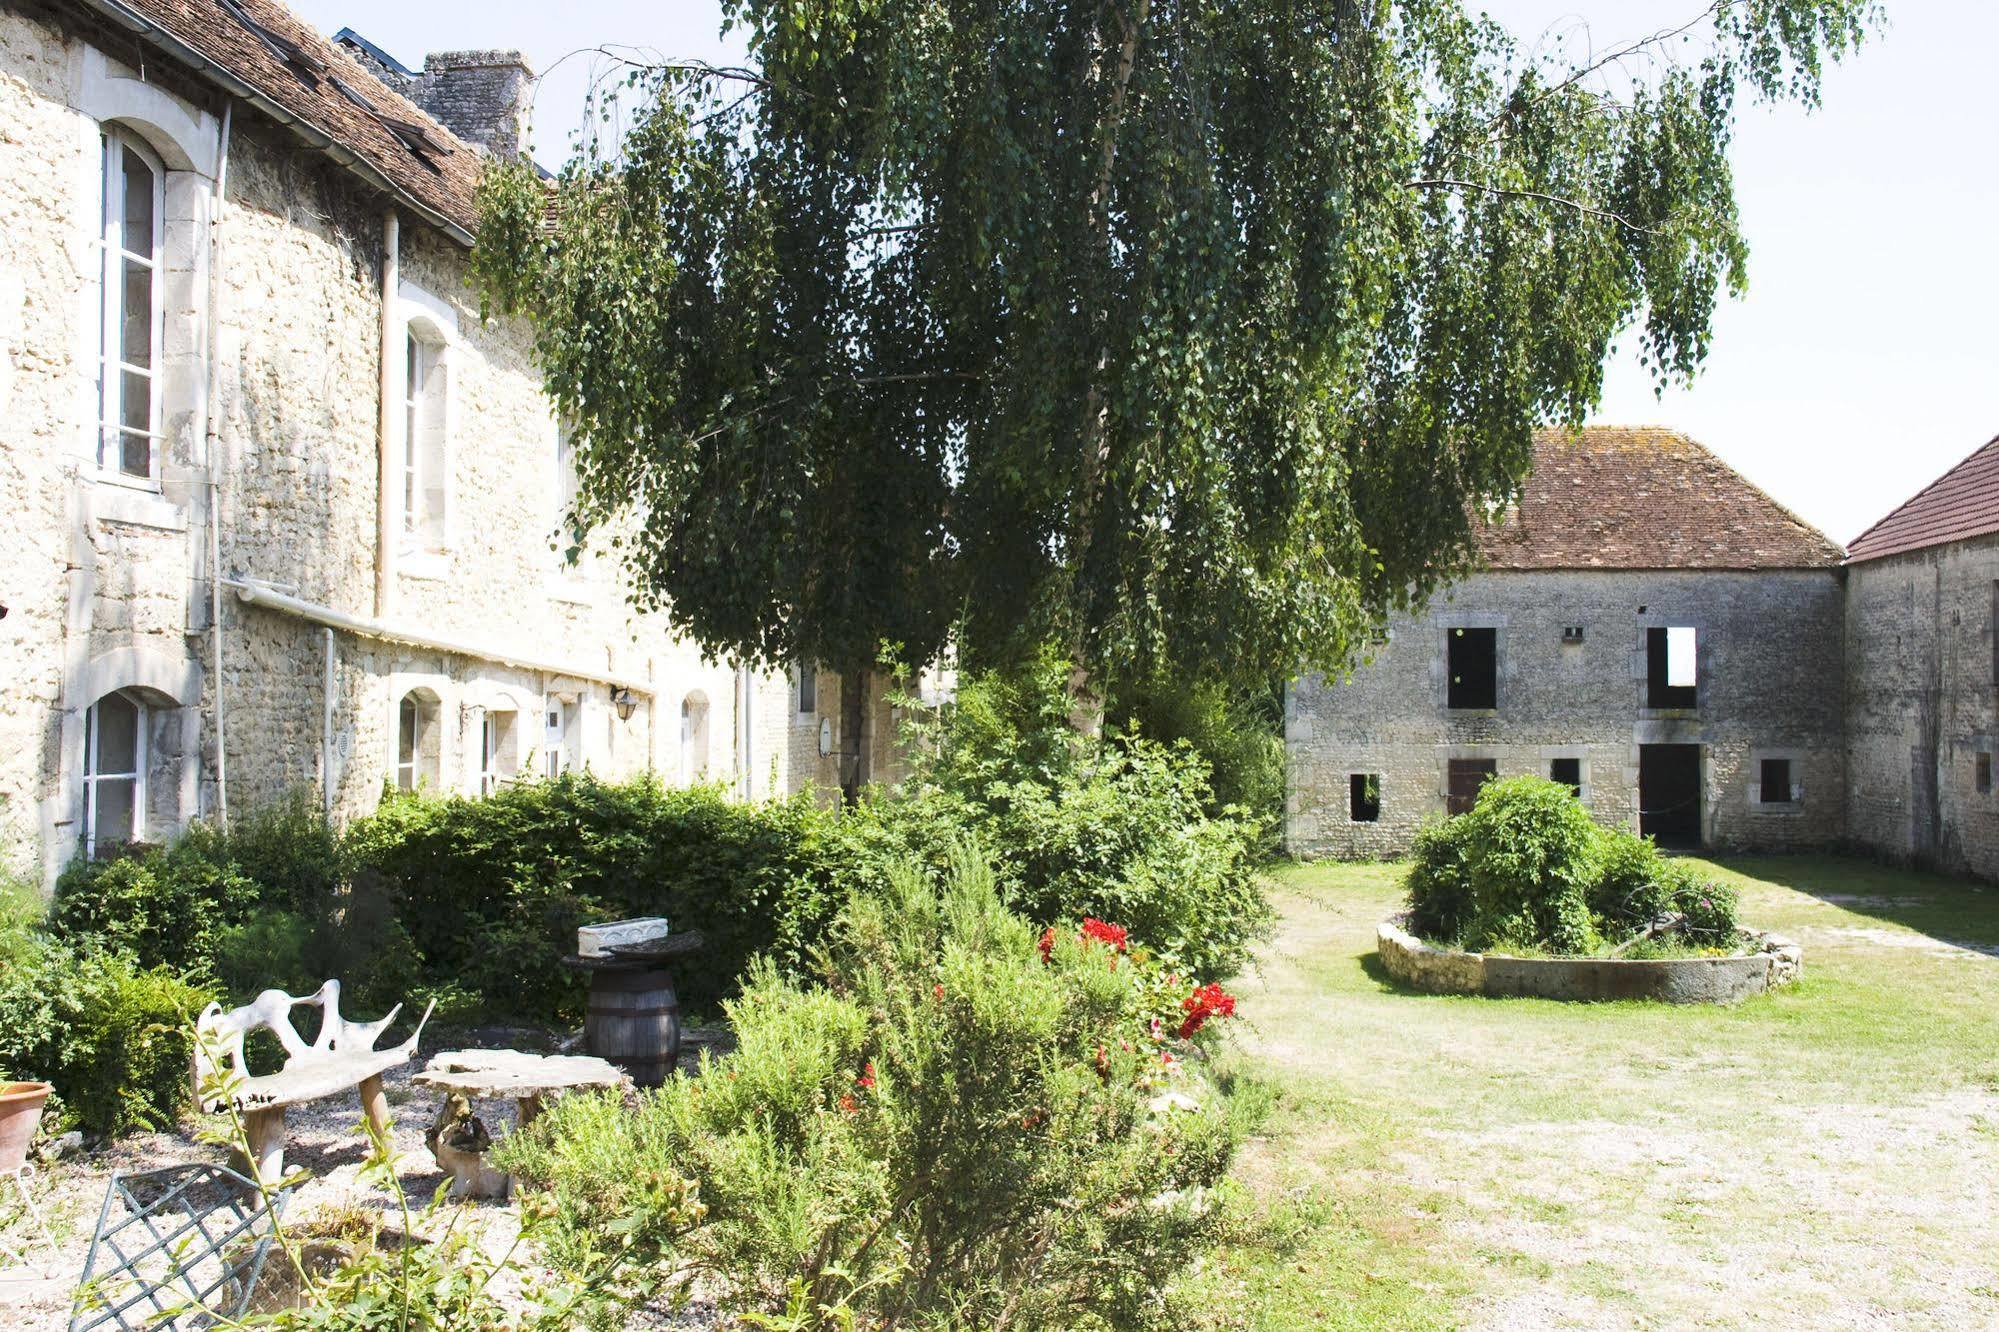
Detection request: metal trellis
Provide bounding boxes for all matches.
[69,1163,288,1332]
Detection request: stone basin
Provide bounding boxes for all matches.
[1376,912,1801,1004]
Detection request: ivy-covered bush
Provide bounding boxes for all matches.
[0,881,213,1136]
[1405,776,1740,955]
[499,852,1247,1328]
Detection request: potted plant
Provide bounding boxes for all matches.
[0,1080,52,1173]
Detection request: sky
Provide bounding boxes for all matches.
[290,0,1999,546]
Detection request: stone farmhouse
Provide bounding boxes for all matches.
[1288,427,1999,880]
[1842,435,1999,880]
[1286,427,1848,859]
[0,0,898,886]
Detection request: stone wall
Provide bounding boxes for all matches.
[1286,569,1847,858]
[1843,535,1999,879]
[0,12,828,884]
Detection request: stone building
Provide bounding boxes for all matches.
[0,0,894,886]
[1842,435,1999,879]
[1285,427,1848,859]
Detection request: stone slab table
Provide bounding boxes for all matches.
[413,1050,629,1198]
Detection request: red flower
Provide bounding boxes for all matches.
[933,982,945,1002]
[1080,918,1129,952]
[838,1094,858,1114]
[1177,983,1239,1040]
[857,1062,876,1091]
[1038,927,1057,963]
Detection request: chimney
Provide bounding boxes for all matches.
[414,49,533,159]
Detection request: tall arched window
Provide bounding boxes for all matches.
[97,129,163,481]
[83,690,146,856]
[395,690,441,790]
[681,692,711,784]
[402,325,449,550]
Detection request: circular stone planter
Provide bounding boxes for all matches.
[1376,914,1801,1004]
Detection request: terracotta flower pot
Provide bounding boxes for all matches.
[0,1082,52,1174]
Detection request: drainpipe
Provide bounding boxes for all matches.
[322,627,336,820]
[206,101,232,828]
[375,209,400,617]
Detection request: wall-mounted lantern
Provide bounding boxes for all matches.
[611,687,639,722]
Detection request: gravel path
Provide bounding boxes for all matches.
[0,1024,732,1330]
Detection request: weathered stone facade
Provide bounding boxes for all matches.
[1843,534,1999,878]
[0,1,873,886]
[1286,569,1848,857]
[1285,428,1851,859]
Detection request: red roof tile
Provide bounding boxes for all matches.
[1845,435,1999,564]
[1477,426,1844,571]
[77,0,483,241]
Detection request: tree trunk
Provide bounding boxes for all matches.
[840,668,870,805]
[1066,0,1150,736]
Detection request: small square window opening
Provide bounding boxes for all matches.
[1349,773,1380,823]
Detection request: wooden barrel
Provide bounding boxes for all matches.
[584,968,681,1087]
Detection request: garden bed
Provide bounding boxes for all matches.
[1376,912,1801,1003]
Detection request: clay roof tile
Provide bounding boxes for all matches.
[1477,426,1844,571]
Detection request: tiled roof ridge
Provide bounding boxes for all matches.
[1476,425,1845,571]
[1845,434,1999,563]
[73,0,485,241]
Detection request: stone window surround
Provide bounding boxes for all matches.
[1434,612,1507,716]
[68,46,219,528]
[1636,615,1706,719]
[394,282,459,576]
[1749,746,1806,812]
[51,644,202,867]
[1438,746,1501,806]
[387,671,452,790]
[463,680,533,797]
[1543,745,1590,800]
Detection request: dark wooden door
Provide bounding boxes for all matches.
[1446,759,1497,816]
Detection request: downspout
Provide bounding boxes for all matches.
[375,209,400,617]
[322,628,336,820]
[206,101,232,828]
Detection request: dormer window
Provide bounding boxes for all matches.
[96,130,162,483]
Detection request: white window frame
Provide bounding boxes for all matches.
[83,689,147,857]
[479,709,517,796]
[394,690,441,791]
[95,129,164,487]
[543,697,573,778]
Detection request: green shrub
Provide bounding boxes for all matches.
[1404,777,1741,956]
[1460,776,1601,954]
[1404,815,1475,942]
[50,836,262,976]
[881,652,1273,979]
[0,923,213,1137]
[500,852,1245,1328]
[347,775,852,1020]
[1109,674,1286,836]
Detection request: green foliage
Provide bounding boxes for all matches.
[874,654,1273,979]
[1404,815,1475,944]
[474,0,1877,694]
[1460,777,1602,955]
[0,913,213,1136]
[1109,674,1286,837]
[352,774,853,1021]
[1405,777,1740,955]
[501,852,1245,1328]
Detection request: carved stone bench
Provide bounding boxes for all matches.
[193,981,434,1186]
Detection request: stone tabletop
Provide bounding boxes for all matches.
[413,1049,629,1101]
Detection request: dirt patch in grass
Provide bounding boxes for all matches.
[1201,855,1999,1329]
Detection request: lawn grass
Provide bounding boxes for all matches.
[1171,855,1999,1329]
